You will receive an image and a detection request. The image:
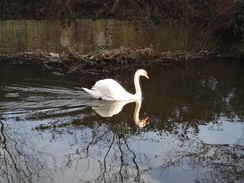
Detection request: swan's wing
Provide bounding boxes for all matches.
[92,79,133,100]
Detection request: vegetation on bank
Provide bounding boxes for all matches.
[1,0,243,50]
[0,0,240,22]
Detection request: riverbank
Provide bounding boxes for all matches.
[0,48,243,75]
[1,1,243,69]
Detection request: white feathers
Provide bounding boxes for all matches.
[82,69,149,101]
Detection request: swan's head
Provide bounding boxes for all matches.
[137,69,149,79]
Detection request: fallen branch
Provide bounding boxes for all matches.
[0,48,243,75]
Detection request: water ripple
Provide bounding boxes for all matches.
[0,84,89,123]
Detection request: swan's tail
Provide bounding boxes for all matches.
[82,87,100,99]
[82,87,93,96]
[82,87,91,93]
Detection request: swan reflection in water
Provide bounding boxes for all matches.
[84,99,149,128]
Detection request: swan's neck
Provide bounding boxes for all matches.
[134,99,148,128]
[134,99,142,122]
[134,73,142,99]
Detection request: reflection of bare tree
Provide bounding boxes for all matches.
[96,133,141,183]
[36,122,244,183]
[0,120,17,183]
[0,121,53,183]
[1,111,243,183]
[53,124,142,182]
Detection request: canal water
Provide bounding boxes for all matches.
[0,60,243,183]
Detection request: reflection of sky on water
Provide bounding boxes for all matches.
[3,112,243,183]
[198,117,243,145]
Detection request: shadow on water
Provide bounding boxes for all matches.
[0,60,243,183]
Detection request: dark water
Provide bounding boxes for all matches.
[0,60,243,183]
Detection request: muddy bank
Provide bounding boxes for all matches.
[0,48,243,75]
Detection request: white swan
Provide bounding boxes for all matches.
[82,69,149,101]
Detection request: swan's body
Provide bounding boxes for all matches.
[82,69,149,101]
